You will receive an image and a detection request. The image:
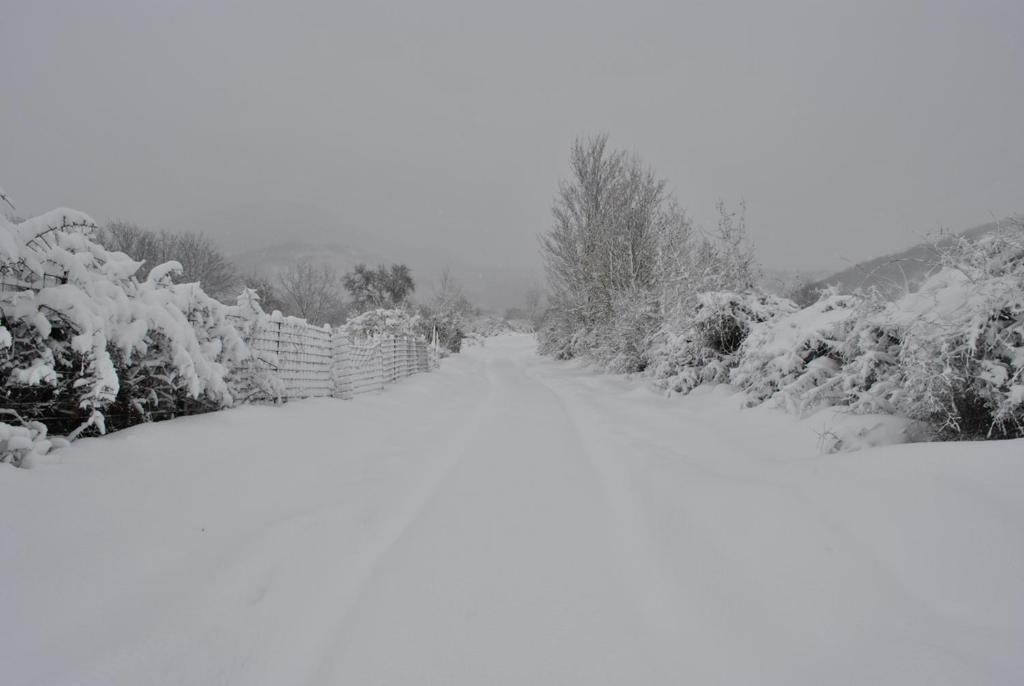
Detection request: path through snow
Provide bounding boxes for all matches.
[2,334,1022,685]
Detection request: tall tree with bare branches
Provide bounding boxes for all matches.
[276,259,344,324]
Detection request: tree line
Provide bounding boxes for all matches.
[98,221,420,326]
[96,220,476,352]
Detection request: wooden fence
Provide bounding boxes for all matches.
[232,309,439,401]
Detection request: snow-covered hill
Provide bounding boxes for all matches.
[799,217,1021,300]
[757,268,831,297]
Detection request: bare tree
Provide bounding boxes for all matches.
[418,267,473,353]
[99,220,162,266]
[433,267,473,318]
[276,259,344,324]
[710,199,757,292]
[170,231,238,300]
[98,221,238,300]
[523,287,546,329]
[240,271,288,314]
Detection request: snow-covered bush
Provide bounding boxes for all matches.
[223,289,286,403]
[415,312,464,354]
[1,205,250,443]
[503,318,535,334]
[339,308,422,339]
[415,272,474,354]
[465,315,512,338]
[848,229,1024,438]
[594,288,661,373]
[831,298,905,416]
[100,277,250,431]
[536,287,662,372]
[0,411,68,467]
[732,291,862,413]
[650,291,796,394]
[536,297,586,360]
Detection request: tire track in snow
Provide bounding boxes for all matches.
[312,338,676,684]
[522,361,761,682]
[293,355,509,683]
[528,353,1017,684]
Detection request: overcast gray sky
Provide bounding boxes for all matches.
[2,0,1022,279]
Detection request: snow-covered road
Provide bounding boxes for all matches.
[2,334,1022,685]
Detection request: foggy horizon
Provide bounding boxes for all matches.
[3,0,1022,283]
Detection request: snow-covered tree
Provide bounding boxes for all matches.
[342,263,415,313]
[539,134,695,367]
[416,268,472,353]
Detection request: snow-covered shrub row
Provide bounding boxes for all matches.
[717,228,1023,439]
[465,314,516,338]
[839,230,1024,438]
[650,291,796,394]
[536,137,1020,439]
[731,292,862,413]
[1,207,250,449]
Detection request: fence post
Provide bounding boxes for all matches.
[392,337,399,382]
[403,337,410,378]
[395,336,401,380]
[331,331,348,399]
[270,312,286,399]
[396,337,401,379]
[394,337,400,381]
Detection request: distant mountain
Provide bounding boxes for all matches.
[795,217,1021,303]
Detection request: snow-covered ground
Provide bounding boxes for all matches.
[2,333,1022,685]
